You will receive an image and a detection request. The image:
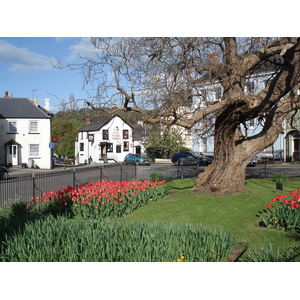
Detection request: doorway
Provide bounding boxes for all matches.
[6,144,19,166]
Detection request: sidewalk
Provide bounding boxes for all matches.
[7,165,74,176]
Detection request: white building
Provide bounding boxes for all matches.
[191,60,286,159]
[0,92,53,169]
[76,114,145,164]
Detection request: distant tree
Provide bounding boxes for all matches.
[52,119,78,158]
[57,37,300,193]
[144,126,188,158]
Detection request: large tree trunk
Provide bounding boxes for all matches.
[193,110,251,193]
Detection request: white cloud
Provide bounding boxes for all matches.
[67,38,98,61]
[0,40,53,72]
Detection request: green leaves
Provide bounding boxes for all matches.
[0,217,236,262]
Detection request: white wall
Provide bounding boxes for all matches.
[0,118,52,169]
[77,116,144,164]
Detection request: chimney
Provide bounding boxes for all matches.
[86,115,91,125]
[4,91,9,98]
[44,98,50,111]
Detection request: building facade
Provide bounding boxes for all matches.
[191,67,289,159]
[0,93,53,169]
[76,114,145,164]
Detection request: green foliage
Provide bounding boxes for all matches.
[259,190,300,232]
[242,244,300,262]
[0,216,236,262]
[144,127,188,158]
[51,118,78,158]
[273,172,288,183]
[150,172,164,182]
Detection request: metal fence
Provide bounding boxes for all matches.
[1,162,300,208]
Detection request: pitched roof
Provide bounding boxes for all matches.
[0,98,52,119]
[79,114,133,132]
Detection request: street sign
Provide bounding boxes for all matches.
[49,143,55,148]
[51,136,59,143]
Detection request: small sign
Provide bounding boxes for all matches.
[49,143,55,148]
[51,136,59,143]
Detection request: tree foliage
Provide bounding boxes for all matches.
[144,126,189,159]
[51,119,78,158]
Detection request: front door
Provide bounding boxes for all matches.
[100,143,107,158]
[12,145,18,165]
[6,144,19,166]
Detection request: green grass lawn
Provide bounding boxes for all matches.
[124,177,300,254]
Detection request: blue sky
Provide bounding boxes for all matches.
[0,1,295,115]
[0,37,98,113]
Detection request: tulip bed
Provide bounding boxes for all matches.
[260,189,300,232]
[0,216,236,262]
[0,179,238,262]
[32,179,167,219]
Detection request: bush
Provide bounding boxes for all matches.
[273,172,288,183]
[0,216,236,262]
[150,172,164,182]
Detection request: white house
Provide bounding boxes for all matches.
[76,114,145,164]
[191,55,287,159]
[0,92,53,169]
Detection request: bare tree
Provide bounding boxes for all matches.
[58,37,300,193]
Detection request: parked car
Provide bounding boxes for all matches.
[0,166,9,180]
[171,152,212,166]
[124,154,151,166]
[53,157,65,164]
[247,157,258,167]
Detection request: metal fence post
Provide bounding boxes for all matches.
[73,168,76,188]
[100,165,103,181]
[32,173,36,199]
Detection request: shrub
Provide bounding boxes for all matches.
[150,172,164,182]
[273,172,288,183]
[259,189,300,232]
[0,216,236,262]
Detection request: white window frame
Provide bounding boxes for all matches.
[29,144,40,158]
[8,121,17,133]
[29,120,39,133]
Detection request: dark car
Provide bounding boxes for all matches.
[53,157,65,164]
[171,152,212,166]
[0,166,9,180]
[124,154,151,166]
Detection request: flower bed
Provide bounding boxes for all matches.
[32,179,167,219]
[260,189,300,232]
[0,216,236,262]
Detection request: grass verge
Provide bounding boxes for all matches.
[124,177,300,259]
